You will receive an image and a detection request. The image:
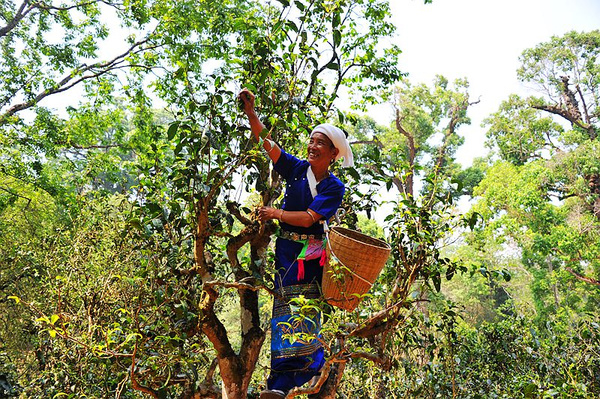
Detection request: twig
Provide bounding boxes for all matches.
[130,340,159,398]
[1,36,159,122]
[349,351,391,370]
[204,278,281,301]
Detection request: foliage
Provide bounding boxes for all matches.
[337,302,600,398]
[477,30,600,322]
[1,0,410,397]
[0,176,60,397]
[2,2,600,398]
[285,74,478,398]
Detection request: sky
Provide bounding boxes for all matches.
[372,0,600,168]
[37,0,600,170]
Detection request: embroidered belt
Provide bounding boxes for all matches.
[279,230,325,242]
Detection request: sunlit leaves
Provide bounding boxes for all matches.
[1,0,430,396]
[475,31,600,322]
[483,94,564,165]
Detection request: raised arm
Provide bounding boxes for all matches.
[239,89,281,164]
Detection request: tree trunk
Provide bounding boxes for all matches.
[547,256,560,308]
[307,362,347,399]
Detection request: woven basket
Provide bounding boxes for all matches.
[322,226,391,311]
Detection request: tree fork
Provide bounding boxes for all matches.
[198,286,247,398]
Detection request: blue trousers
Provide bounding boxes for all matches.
[267,238,325,393]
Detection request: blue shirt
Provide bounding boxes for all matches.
[274,149,345,235]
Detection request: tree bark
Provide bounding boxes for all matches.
[532,76,597,139]
[307,361,346,399]
[547,256,560,308]
[566,267,600,286]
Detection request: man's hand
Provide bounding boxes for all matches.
[258,206,280,222]
[238,88,256,116]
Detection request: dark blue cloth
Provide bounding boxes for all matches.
[266,149,345,393]
[274,149,345,235]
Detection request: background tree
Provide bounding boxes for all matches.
[476,29,600,321]
[348,76,479,196]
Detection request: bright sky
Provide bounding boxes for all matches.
[41,0,600,171]
[378,0,600,167]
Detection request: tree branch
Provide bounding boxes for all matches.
[285,356,347,398]
[0,0,36,38]
[349,351,391,370]
[34,0,111,12]
[185,357,220,399]
[226,222,259,280]
[0,37,158,123]
[131,341,160,398]
[226,201,253,226]
[0,0,127,38]
[347,301,407,339]
[71,143,123,150]
[575,84,595,138]
[395,107,415,197]
[203,277,280,300]
[565,267,600,286]
[350,138,384,149]
[532,104,590,133]
[198,285,235,357]
[0,186,32,208]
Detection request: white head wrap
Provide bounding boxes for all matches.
[310,123,354,167]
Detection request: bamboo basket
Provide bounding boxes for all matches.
[322,226,391,311]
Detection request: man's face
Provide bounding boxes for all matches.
[308,132,338,167]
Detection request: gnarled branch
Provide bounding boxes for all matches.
[566,267,600,286]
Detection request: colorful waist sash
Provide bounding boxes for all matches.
[278,230,327,281]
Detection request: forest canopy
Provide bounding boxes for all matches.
[0,0,599,397]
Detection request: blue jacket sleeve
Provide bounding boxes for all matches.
[273,149,305,181]
[308,179,345,220]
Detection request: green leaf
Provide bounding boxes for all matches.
[432,273,441,292]
[523,382,538,397]
[286,20,299,32]
[347,167,360,181]
[446,265,456,281]
[332,12,341,28]
[167,121,180,140]
[333,29,342,47]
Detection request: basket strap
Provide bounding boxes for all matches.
[325,236,373,286]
